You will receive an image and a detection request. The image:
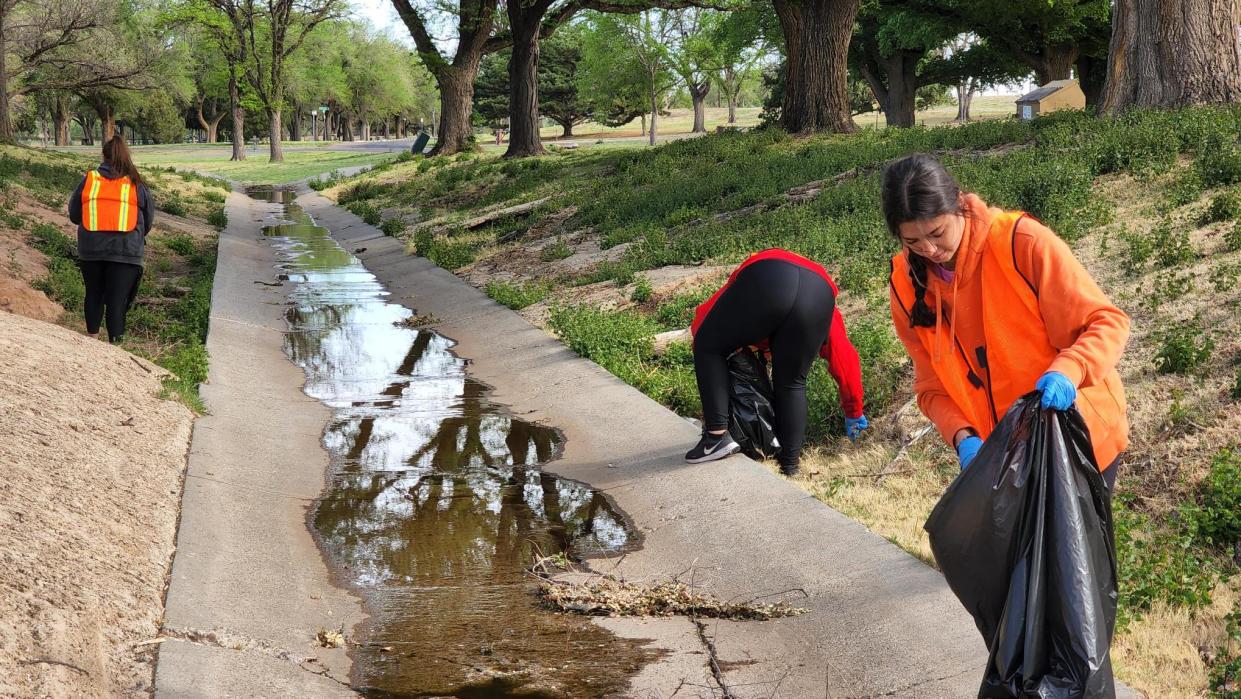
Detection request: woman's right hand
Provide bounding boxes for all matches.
[956,435,983,470]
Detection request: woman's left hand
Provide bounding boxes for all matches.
[844,415,869,442]
[1036,371,1076,411]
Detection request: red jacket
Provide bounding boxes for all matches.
[691,249,865,419]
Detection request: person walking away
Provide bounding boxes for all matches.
[68,134,155,344]
[687,249,869,475]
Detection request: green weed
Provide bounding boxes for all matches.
[1154,318,1216,375]
[163,233,197,257]
[631,277,653,303]
[1204,190,1241,224]
[207,207,228,230]
[159,195,187,217]
[1186,449,1241,548]
[539,240,573,262]
[1227,222,1241,252]
[1213,263,1241,293]
[486,280,550,310]
[380,218,406,237]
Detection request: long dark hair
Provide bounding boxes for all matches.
[881,154,964,328]
[102,134,143,186]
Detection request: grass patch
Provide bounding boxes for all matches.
[130,146,395,185]
[486,280,551,310]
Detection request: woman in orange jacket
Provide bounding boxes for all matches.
[884,154,1129,488]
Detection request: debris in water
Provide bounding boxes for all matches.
[395,313,439,329]
[315,627,345,648]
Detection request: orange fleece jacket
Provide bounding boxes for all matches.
[890,194,1131,452]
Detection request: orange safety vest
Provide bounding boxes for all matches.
[81,170,139,232]
[890,211,1127,470]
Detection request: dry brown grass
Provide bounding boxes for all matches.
[1113,580,1239,699]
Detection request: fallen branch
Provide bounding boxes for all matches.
[536,574,807,620]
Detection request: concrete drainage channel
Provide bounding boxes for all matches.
[252,186,660,696]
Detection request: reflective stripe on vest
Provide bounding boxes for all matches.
[81,170,139,232]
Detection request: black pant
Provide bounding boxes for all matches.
[80,260,142,342]
[694,259,835,467]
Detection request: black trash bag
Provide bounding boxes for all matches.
[726,348,781,460]
[924,394,1117,699]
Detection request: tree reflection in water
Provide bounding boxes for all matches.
[263,198,652,697]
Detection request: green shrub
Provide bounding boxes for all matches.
[159,195,187,217]
[486,280,550,310]
[1153,219,1197,267]
[413,229,479,269]
[1203,190,1241,224]
[207,207,227,229]
[1213,263,1240,293]
[155,341,209,413]
[1188,449,1241,547]
[1154,318,1215,374]
[1227,222,1241,252]
[345,200,382,226]
[203,189,226,204]
[380,218,406,237]
[28,223,76,259]
[548,305,657,386]
[339,180,385,204]
[1,210,25,229]
[162,233,197,257]
[1113,494,1218,628]
[539,239,573,262]
[630,276,653,303]
[1198,136,1241,187]
[654,287,714,330]
[34,258,85,312]
[1161,169,1206,211]
[1146,272,1195,311]
[1119,226,1156,270]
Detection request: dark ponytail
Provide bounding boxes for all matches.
[102,134,143,187]
[881,154,964,328]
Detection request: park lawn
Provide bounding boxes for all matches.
[325,107,1241,698]
[129,145,398,184]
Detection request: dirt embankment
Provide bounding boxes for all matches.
[0,311,193,697]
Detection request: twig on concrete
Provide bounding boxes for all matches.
[20,658,90,675]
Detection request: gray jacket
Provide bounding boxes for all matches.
[68,162,155,267]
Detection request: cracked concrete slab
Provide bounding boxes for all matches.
[295,189,1141,699]
[155,191,363,698]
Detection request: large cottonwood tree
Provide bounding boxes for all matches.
[1100,0,1241,112]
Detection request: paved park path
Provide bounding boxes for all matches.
[155,185,1139,698]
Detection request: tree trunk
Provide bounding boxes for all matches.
[955,82,975,122]
[229,70,246,161]
[504,16,546,158]
[430,65,480,156]
[561,122,573,138]
[362,120,371,141]
[772,0,860,134]
[1101,0,1241,112]
[288,110,302,141]
[690,83,708,133]
[648,87,658,147]
[1034,44,1078,85]
[268,109,284,162]
[1076,54,1108,108]
[96,102,116,142]
[640,113,646,136]
[52,97,70,147]
[883,52,919,128]
[728,95,737,124]
[0,18,12,144]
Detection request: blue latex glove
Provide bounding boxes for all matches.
[957,436,983,470]
[1036,371,1077,411]
[844,415,869,442]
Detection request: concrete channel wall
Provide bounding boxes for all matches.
[297,190,993,698]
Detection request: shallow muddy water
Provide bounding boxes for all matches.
[249,188,657,697]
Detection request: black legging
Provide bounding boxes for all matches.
[694,259,835,467]
[80,260,143,342]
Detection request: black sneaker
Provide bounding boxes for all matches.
[779,462,800,476]
[685,431,740,463]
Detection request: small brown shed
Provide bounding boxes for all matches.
[1015,80,1086,120]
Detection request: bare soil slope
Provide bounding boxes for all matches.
[0,311,193,697]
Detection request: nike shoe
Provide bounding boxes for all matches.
[685,431,740,463]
